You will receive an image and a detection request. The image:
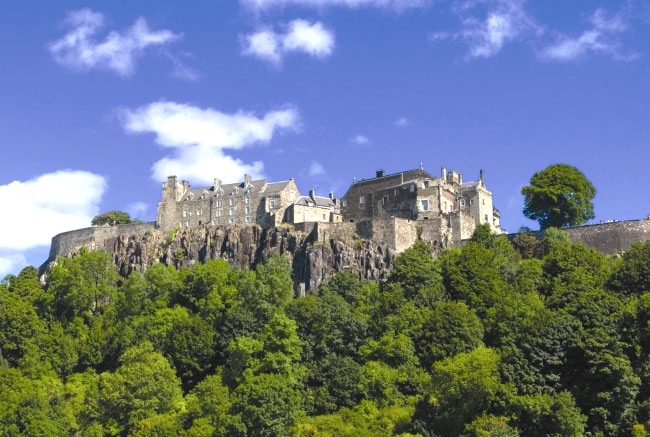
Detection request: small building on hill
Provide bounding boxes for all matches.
[286,189,342,224]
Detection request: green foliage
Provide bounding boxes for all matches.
[91,210,132,226]
[609,241,650,297]
[5,236,650,435]
[387,240,444,302]
[522,163,596,229]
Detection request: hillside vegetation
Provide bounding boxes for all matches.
[3,224,650,436]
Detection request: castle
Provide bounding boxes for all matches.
[43,163,650,288]
[156,165,505,249]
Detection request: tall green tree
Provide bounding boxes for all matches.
[91,211,132,226]
[521,164,596,229]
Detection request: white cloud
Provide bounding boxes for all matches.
[351,134,369,145]
[241,0,430,11]
[308,161,326,177]
[0,170,106,276]
[121,101,301,185]
[428,0,540,59]
[394,117,412,127]
[539,9,634,62]
[49,8,181,77]
[242,20,335,65]
[457,0,540,59]
[127,202,148,220]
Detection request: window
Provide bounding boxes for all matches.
[460,198,465,207]
[290,190,295,201]
[421,200,429,211]
[383,196,388,205]
[394,188,399,196]
[217,209,222,217]
[211,219,215,225]
[196,209,201,215]
[269,199,276,209]
[229,217,234,224]
[217,199,223,208]
[342,199,347,207]
[229,207,234,216]
[245,206,250,214]
[245,216,250,223]
[245,196,250,204]
[423,180,430,188]
[183,210,187,217]
[322,213,326,220]
[359,195,365,205]
[229,198,235,206]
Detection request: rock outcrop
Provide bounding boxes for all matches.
[59,224,395,295]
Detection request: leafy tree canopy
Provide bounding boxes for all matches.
[91,210,132,226]
[521,164,596,229]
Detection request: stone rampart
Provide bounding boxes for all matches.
[563,219,650,254]
[46,222,157,264]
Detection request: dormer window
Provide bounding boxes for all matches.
[229,198,235,206]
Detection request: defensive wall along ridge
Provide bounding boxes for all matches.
[45,222,157,265]
[44,217,650,275]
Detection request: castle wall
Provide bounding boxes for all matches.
[46,222,157,264]
[341,169,429,221]
[563,219,650,254]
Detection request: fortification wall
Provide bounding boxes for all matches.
[46,222,157,263]
[563,219,650,254]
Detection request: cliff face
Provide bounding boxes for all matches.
[104,224,394,295]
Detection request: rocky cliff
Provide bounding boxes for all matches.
[58,223,396,295]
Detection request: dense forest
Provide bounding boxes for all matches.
[3,224,650,436]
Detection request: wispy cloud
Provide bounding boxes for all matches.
[430,0,540,59]
[459,0,540,59]
[242,20,335,65]
[0,170,106,277]
[121,101,301,185]
[308,161,326,177]
[127,202,149,220]
[394,117,412,127]
[49,9,182,77]
[538,8,635,62]
[351,134,370,145]
[240,0,430,12]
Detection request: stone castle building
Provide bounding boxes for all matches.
[157,175,341,232]
[156,165,504,250]
[340,166,504,243]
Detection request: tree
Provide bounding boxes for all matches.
[91,211,132,226]
[521,164,596,229]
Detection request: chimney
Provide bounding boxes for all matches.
[329,191,334,200]
[441,167,447,181]
[309,189,315,200]
[376,169,384,178]
[480,169,485,185]
[213,178,221,190]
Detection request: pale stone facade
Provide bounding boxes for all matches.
[157,175,300,232]
[286,189,342,224]
[340,166,504,246]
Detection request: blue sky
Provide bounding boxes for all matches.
[2,0,650,277]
